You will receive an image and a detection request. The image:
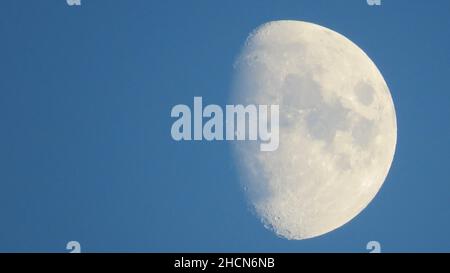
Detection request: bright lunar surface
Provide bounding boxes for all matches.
[231,21,397,240]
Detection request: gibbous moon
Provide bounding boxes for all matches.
[231,21,397,240]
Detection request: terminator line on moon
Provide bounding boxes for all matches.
[231,21,397,240]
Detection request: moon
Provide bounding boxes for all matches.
[231,21,397,240]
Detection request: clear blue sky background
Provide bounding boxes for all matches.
[0,0,449,252]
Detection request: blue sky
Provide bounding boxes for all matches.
[0,0,449,252]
